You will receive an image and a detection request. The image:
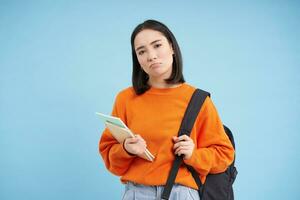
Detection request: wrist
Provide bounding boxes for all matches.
[122,139,136,157]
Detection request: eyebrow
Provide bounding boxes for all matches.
[135,39,162,51]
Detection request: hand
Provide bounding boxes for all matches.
[123,135,147,156]
[173,135,195,160]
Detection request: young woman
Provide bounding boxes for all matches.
[99,19,234,200]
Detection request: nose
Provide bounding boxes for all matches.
[147,49,157,62]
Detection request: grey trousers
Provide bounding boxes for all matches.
[122,182,200,200]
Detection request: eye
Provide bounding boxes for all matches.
[154,44,162,48]
[138,50,145,55]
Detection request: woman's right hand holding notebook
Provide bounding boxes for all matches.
[123,134,147,156]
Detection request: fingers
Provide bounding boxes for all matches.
[123,134,147,155]
[173,135,191,142]
[176,149,192,158]
[125,135,146,144]
[173,140,191,149]
[174,145,191,155]
[173,135,193,149]
[173,134,194,159]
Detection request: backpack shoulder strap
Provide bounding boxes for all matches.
[178,89,210,137]
[161,88,210,200]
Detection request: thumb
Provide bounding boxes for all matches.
[126,137,138,143]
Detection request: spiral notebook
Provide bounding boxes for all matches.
[96,112,155,162]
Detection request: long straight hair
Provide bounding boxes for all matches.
[130,20,185,95]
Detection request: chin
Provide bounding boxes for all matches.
[151,71,170,79]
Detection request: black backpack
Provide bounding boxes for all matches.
[162,89,238,200]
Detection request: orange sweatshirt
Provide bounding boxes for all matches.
[99,83,234,189]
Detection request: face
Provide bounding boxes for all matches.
[134,29,174,81]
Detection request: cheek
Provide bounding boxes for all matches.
[137,56,145,66]
[161,51,173,64]
[137,56,150,72]
[160,48,173,60]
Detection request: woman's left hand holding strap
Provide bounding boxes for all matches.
[173,135,195,160]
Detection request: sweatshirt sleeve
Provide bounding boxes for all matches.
[184,97,235,176]
[99,92,136,176]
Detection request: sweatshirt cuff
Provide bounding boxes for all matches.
[183,148,212,175]
[183,149,197,165]
[122,141,137,157]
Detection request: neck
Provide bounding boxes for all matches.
[148,79,182,89]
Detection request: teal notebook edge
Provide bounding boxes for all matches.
[95,112,127,129]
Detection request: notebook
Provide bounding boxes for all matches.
[96,112,155,162]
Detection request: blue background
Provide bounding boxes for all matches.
[1,0,299,199]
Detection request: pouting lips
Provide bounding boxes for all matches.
[150,63,161,68]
